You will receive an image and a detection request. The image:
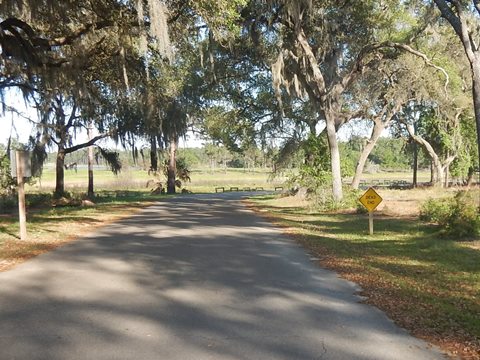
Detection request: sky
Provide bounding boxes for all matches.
[1,112,204,149]
[1,95,37,145]
[0,90,204,149]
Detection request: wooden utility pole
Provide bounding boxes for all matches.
[412,121,418,188]
[15,150,27,240]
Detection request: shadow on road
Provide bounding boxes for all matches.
[0,193,446,360]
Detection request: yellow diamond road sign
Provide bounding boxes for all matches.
[359,187,383,212]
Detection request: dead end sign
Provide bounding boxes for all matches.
[359,187,383,212]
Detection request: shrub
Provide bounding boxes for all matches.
[26,193,53,208]
[420,191,480,239]
[0,154,16,194]
[356,200,369,214]
[0,195,16,213]
[420,198,452,223]
[448,191,480,238]
[342,187,364,210]
[309,186,362,212]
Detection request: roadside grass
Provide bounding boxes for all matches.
[375,187,463,216]
[0,194,158,271]
[248,194,480,359]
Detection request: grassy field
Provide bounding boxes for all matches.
[28,164,285,193]
[248,191,480,359]
[29,164,433,194]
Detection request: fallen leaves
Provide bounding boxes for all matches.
[248,198,480,360]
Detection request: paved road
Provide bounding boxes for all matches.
[0,192,447,360]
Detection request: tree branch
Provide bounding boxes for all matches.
[0,80,36,92]
[434,0,476,61]
[48,20,114,46]
[64,133,111,154]
[351,41,450,96]
[474,0,480,17]
[433,0,462,36]
[296,28,327,98]
[389,42,450,94]
[65,104,78,129]
[168,0,189,24]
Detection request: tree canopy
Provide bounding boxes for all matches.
[0,0,478,198]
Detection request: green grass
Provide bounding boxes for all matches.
[249,195,480,358]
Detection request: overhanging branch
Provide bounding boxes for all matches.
[354,41,450,96]
[64,132,112,154]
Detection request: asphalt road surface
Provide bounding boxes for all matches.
[0,192,447,360]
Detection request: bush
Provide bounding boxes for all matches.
[26,193,53,208]
[420,198,451,223]
[0,155,16,194]
[1,192,58,213]
[356,200,369,214]
[0,194,16,213]
[342,187,364,210]
[420,191,480,238]
[308,187,362,212]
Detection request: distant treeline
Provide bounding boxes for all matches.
[34,137,421,174]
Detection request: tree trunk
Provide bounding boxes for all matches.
[472,65,480,183]
[434,161,445,187]
[326,117,343,201]
[87,123,94,198]
[412,141,418,188]
[444,162,449,187]
[466,166,475,186]
[405,123,446,187]
[167,139,177,194]
[430,2,480,186]
[351,123,384,189]
[55,148,66,197]
[430,162,435,184]
[425,151,445,187]
[140,149,146,170]
[150,136,158,172]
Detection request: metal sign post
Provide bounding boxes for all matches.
[359,187,383,235]
[368,210,374,235]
